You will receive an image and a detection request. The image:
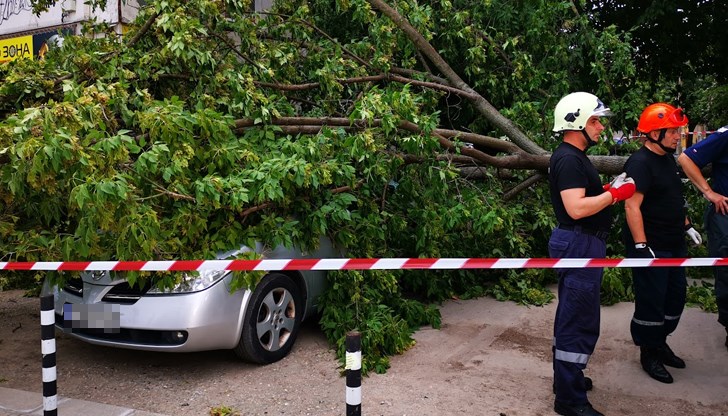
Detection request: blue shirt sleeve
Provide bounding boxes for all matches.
[683,127,728,168]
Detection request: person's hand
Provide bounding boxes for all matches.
[633,243,656,258]
[685,224,703,245]
[605,172,636,204]
[705,190,728,215]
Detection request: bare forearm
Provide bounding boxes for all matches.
[678,153,711,194]
[625,199,646,243]
[564,191,613,220]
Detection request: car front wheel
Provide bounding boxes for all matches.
[233,273,303,364]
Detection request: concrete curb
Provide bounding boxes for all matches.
[0,387,168,416]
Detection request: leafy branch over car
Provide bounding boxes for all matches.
[2,0,723,371]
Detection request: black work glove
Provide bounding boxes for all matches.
[633,243,656,258]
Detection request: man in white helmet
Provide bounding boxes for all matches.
[548,92,635,416]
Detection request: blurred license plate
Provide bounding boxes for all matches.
[63,303,121,333]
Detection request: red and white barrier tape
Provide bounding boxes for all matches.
[0,257,727,271]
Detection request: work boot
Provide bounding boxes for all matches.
[554,401,605,416]
[658,343,686,368]
[552,377,593,394]
[640,346,673,383]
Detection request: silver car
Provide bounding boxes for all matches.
[44,238,335,364]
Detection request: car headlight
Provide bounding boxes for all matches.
[147,270,229,294]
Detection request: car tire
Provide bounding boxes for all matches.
[233,273,303,364]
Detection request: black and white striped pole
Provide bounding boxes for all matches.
[40,294,58,416]
[345,331,362,416]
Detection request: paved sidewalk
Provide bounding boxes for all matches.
[0,387,167,416]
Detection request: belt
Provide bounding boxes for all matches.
[557,224,610,241]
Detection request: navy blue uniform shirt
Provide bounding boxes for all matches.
[683,126,728,195]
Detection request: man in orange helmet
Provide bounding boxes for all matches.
[622,103,702,384]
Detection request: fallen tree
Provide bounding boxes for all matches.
[0,0,667,371]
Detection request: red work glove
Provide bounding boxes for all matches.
[605,172,636,204]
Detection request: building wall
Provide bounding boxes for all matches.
[0,0,141,63]
[0,0,275,64]
[254,0,273,11]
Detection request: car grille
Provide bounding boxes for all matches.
[102,281,152,304]
[62,277,83,296]
[62,277,153,305]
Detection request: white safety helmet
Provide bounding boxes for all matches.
[553,92,613,132]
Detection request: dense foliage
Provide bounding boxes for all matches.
[587,0,728,84]
[1,0,724,372]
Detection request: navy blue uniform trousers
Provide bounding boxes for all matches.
[705,205,728,328]
[549,227,604,406]
[626,245,687,347]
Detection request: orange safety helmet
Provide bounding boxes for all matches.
[636,103,689,133]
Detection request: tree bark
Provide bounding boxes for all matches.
[367,0,548,156]
[232,116,629,173]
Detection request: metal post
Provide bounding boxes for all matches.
[345,331,362,416]
[40,294,57,416]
